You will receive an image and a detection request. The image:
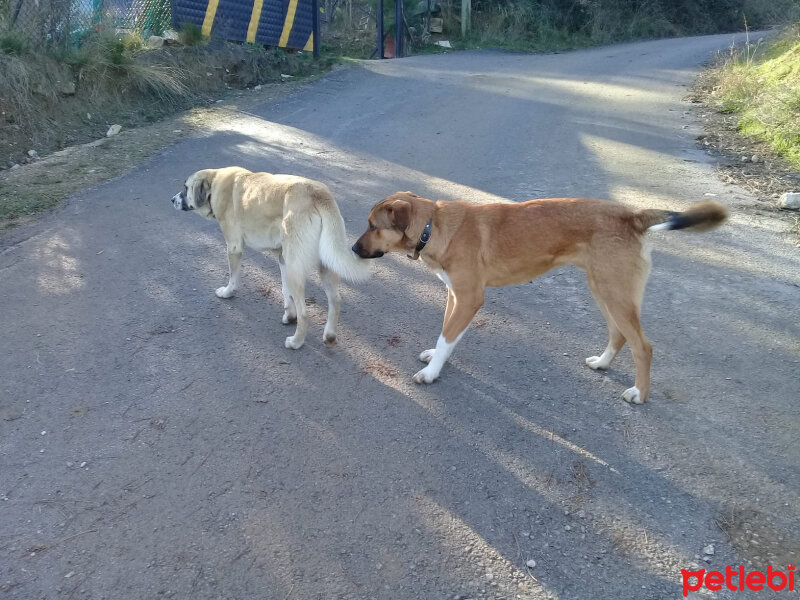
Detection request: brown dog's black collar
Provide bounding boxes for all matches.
[408,218,433,260]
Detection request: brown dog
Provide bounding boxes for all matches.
[352,193,726,403]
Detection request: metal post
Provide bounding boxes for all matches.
[426,0,431,36]
[394,0,402,58]
[377,0,384,58]
[312,0,320,57]
[461,0,470,37]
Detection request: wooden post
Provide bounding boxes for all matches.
[461,0,470,36]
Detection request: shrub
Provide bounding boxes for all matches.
[179,22,204,46]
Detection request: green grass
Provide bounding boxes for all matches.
[714,25,800,168]
[0,30,29,55]
[445,0,800,55]
[178,22,205,46]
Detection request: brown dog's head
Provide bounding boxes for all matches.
[352,192,420,259]
[172,169,214,218]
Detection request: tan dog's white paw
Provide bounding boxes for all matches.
[418,349,435,363]
[622,386,643,404]
[282,312,297,324]
[585,356,609,370]
[413,367,437,384]
[215,286,235,299]
[285,336,304,350]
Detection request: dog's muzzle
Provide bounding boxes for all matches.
[172,192,190,211]
[352,242,383,259]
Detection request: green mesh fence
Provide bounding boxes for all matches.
[1,0,171,45]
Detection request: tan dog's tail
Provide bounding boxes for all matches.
[315,191,371,283]
[638,200,728,233]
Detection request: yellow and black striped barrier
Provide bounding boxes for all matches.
[173,0,319,54]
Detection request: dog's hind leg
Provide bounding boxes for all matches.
[587,251,652,403]
[585,275,626,370]
[414,286,483,384]
[319,265,341,345]
[606,303,652,404]
[282,264,308,350]
[278,254,298,324]
[280,211,322,349]
[216,239,243,299]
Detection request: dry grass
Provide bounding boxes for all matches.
[0,32,332,172]
[708,24,800,168]
[61,34,188,102]
[0,31,188,142]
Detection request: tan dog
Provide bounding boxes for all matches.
[172,167,369,349]
[353,193,726,403]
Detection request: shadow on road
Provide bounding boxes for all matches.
[2,37,799,599]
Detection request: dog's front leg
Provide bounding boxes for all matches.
[419,287,455,364]
[216,243,243,299]
[414,287,483,384]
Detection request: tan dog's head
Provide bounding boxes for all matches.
[352,192,420,258]
[172,169,215,218]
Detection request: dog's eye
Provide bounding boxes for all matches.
[369,224,376,232]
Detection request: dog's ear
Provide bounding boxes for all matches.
[386,199,411,231]
[193,175,211,207]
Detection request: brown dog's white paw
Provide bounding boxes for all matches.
[282,311,297,324]
[418,349,435,363]
[585,355,609,370]
[621,386,644,404]
[323,333,337,346]
[412,367,437,384]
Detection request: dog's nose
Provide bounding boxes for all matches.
[351,242,361,254]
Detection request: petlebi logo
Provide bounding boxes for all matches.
[681,564,795,596]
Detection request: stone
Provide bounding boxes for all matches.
[0,407,23,420]
[106,124,122,137]
[27,149,38,158]
[146,36,164,49]
[703,544,715,555]
[58,80,76,95]
[779,192,800,211]
[526,559,536,568]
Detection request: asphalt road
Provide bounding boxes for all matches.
[2,34,799,600]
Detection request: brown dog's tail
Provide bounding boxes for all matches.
[636,200,728,233]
